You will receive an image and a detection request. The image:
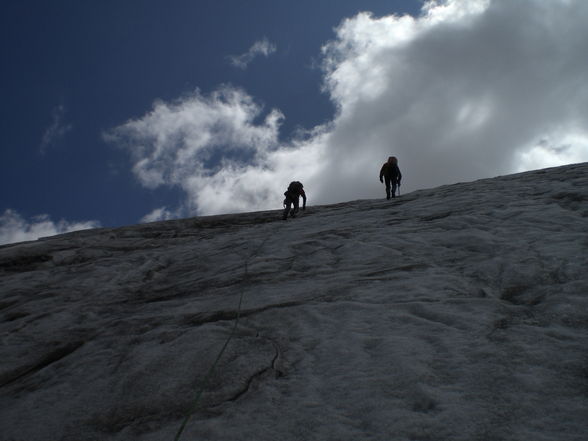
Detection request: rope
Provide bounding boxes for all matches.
[173,291,244,441]
[173,221,284,441]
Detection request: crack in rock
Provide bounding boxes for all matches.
[220,336,284,405]
[0,341,84,388]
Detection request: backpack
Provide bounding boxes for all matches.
[285,181,303,197]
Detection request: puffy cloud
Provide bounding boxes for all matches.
[515,132,588,172]
[140,207,176,223]
[0,209,100,245]
[40,104,73,153]
[105,86,318,216]
[109,0,588,218]
[319,0,588,197]
[105,87,283,189]
[228,37,277,69]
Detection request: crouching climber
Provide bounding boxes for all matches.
[379,156,402,199]
[283,181,306,220]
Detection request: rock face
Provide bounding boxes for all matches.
[1,163,588,441]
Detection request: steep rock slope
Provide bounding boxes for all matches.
[1,163,587,441]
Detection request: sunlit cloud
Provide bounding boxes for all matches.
[318,0,588,194]
[109,0,588,219]
[105,86,311,217]
[515,132,588,172]
[0,209,100,245]
[140,207,176,223]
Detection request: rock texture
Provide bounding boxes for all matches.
[1,163,588,441]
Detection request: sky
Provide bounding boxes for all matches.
[1,0,588,244]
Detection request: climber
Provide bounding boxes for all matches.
[379,156,402,199]
[283,181,306,220]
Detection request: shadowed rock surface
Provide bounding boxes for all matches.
[1,163,587,441]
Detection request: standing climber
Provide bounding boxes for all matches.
[379,156,402,199]
[283,181,306,220]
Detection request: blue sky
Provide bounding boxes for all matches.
[2,0,588,244]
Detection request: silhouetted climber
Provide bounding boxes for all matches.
[379,156,402,199]
[283,181,306,220]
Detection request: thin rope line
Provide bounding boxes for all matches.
[173,223,283,441]
[173,288,245,441]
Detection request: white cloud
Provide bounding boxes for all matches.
[105,87,283,190]
[317,0,588,197]
[0,209,100,245]
[40,104,73,153]
[105,86,306,216]
[515,133,588,172]
[109,0,588,218]
[140,207,176,223]
[228,37,277,69]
